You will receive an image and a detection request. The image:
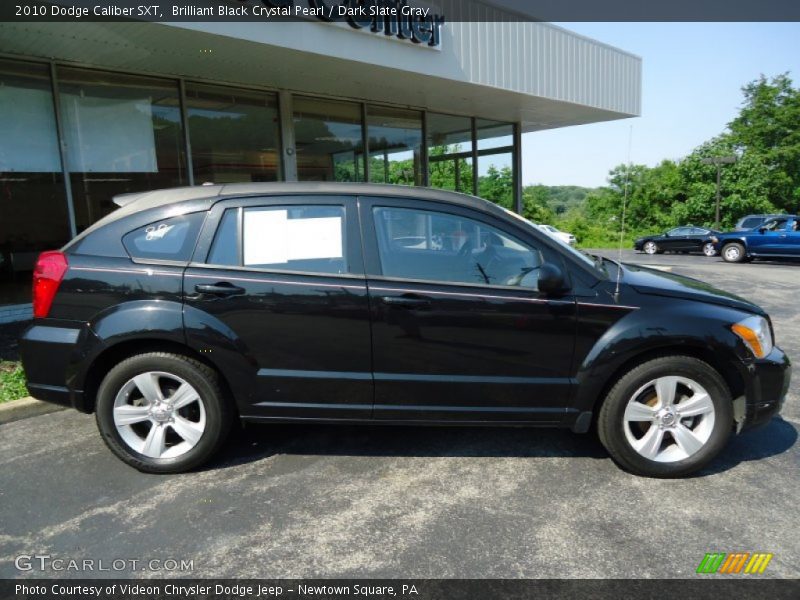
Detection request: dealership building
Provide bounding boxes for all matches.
[0,0,641,321]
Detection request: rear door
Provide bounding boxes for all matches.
[786,218,800,256]
[360,196,578,423]
[183,195,373,419]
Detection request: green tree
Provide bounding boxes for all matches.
[478,165,514,209]
[728,74,800,211]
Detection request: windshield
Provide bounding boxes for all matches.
[500,208,603,272]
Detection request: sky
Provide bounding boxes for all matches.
[521,22,800,188]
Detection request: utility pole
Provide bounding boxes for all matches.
[701,156,737,229]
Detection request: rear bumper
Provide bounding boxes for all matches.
[739,346,791,431]
[19,321,92,413]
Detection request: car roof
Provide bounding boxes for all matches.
[738,214,787,220]
[111,182,504,217]
[66,183,514,248]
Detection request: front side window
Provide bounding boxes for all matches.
[207,205,348,276]
[762,218,788,231]
[373,207,544,289]
[123,213,204,262]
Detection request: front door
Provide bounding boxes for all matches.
[750,217,790,256]
[360,198,577,423]
[662,227,691,251]
[183,196,373,419]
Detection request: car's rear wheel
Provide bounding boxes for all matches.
[702,242,717,257]
[722,243,746,263]
[598,356,732,478]
[95,353,232,474]
[643,241,659,255]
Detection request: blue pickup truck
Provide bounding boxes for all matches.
[713,215,800,262]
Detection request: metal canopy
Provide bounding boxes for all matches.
[0,17,641,132]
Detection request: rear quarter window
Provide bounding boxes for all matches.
[122,212,205,262]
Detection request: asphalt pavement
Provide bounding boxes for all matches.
[0,250,797,579]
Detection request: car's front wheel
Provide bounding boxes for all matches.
[702,242,717,257]
[95,352,232,474]
[722,242,746,263]
[598,356,732,478]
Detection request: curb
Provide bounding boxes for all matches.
[0,396,66,425]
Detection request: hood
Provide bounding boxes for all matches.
[621,263,765,316]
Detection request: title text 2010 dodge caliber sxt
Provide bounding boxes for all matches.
[20,183,790,477]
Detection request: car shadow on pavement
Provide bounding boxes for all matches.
[698,417,798,476]
[209,424,610,470]
[207,417,797,476]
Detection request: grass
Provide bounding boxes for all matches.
[0,361,28,404]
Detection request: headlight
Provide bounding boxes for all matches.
[710,236,719,243]
[731,315,773,359]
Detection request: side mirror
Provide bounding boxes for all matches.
[759,227,767,234]
[538,263,568,296]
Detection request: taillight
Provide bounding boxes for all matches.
[32,251,68,319]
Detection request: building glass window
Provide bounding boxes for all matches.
[427,113,474,193]
[0,59,70,303]
[185,84,281,184]
[476,119,515,209]
[57,67,187,231]
[293,97,364,182]
[367,106,423,186]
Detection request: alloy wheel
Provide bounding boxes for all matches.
[622,375,716,463]
[703,242,717,257]
[113,371,206,459]
[644,241,657,255]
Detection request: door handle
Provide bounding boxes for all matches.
[195,282,246,297]
[380,296,431,309]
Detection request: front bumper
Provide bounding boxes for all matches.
[738,346,791,431]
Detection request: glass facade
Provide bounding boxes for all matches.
[0,58,521,308]
[427,113,474,193]
[475,119,515,210]
[367,106,423,186]
[185,83,281,184]
[57,68,188,231]
[293,96,364,183]
[0,60,70,303]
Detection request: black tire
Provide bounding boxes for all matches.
[597,356,733,478]
[95,352,232,474]
[721,242,746,263]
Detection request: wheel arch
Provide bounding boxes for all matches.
[720,238,749,256]
[81,339,238,417]
[573,343,745,433]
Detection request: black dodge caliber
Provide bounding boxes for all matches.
[20,183,790,477]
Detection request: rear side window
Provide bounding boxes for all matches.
[741,217,763,229]
[122,213,204,262]
[206,205,348,276]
